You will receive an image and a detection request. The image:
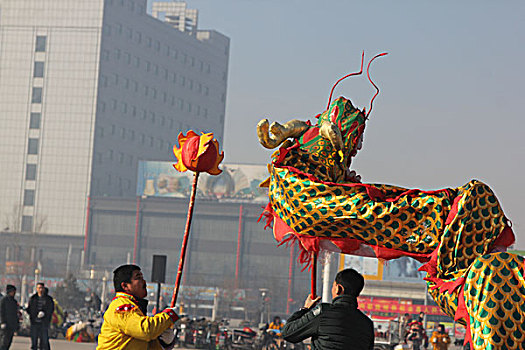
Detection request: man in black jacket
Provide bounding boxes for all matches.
[27,283,54,350]
[0,285,19,350]
[282,268,374,350]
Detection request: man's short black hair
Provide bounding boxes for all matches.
[37,282,44,287]
[113,264,141,292]
[334,268,365,297]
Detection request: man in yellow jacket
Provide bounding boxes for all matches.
[97,264,179,349]
[430,324,450,350]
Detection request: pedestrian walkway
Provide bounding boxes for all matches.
[10,336,95,350]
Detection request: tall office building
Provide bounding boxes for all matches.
[0,0,230,237]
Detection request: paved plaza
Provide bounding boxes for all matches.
[10,336,95,350]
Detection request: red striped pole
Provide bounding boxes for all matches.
[311,252,318,298]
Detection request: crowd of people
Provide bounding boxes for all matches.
[1,265,456,350]
[396,312,451,350]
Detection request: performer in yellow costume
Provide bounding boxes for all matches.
[97,265,179,350]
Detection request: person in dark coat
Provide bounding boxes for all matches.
[0,285,19,350]
[27,283,54,350]
[282,268,375,350]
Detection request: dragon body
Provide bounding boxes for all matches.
[259,95,523,349]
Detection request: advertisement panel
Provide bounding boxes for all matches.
[340,255,384,280]
[137,161,269,203]
[340,254,426,282]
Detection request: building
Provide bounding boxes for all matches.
[0,0,229,237]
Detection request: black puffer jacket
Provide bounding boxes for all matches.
[27,293,54,325]
[282,295,374,350]
[0,295,19,331]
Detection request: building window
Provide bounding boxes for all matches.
[24,189,35,206]
[21,216,33,232]
[29,113,41,129]
[35,36,47,52]
[28,138,39,154]
[34,62,44,77]
[31,87,42,103]
[98,102,106,112]
[26,164,37,180]
[96,126,104,137]
[103,25,112,36]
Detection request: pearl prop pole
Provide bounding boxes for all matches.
[170,131,224,308]
[170,171,199,307]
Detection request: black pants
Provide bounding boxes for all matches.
[30,323,50,350]
[0,328,15,350]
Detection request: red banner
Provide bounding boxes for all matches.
[358,297,445,315]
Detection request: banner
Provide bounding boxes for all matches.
[357,296,444,315]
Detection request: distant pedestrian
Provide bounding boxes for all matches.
[430,324,450,350]
[399,313,411,340]
[86,291,102,312]
[0,285,19,350]
[27,283,54,350]
[406,319,427,350]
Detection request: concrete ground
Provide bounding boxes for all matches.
[10,336,96,350]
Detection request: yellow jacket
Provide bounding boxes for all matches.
[97,292,178,350]
[430,331,450,350]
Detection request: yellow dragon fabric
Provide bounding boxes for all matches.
[261,96,522,349]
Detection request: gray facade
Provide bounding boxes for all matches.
[0,0,229,237]
[87,197,312,311]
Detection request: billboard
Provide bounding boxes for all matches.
[340,254,426,282]
[340,255,384,280]
[137,161,269,203]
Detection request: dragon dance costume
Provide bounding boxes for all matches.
[260,94,523,349]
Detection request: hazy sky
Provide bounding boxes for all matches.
[153,0,524,249]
